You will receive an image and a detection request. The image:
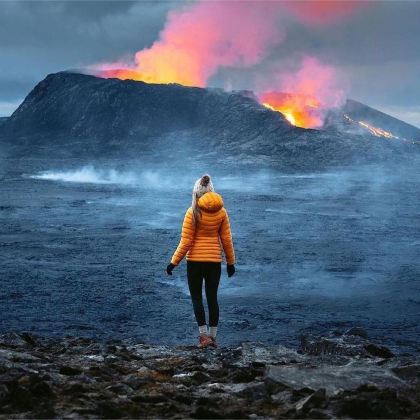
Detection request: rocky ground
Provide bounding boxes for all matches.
[0,329,419,419]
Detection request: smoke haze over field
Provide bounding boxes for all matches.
[1,160,418,351]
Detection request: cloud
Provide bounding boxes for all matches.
[0,1,174,99]
[377,106,420,129]
[0,100,21,117]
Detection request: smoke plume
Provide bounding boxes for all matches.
[99,1,285,87]
[95,1,367,128]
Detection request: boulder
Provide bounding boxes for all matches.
[265,360,405,396]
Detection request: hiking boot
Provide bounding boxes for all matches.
[197,334,212,348]
[208,336,218,348]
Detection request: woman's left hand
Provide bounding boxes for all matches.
[166,263,176,275]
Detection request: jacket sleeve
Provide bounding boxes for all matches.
[219,208,235,265]
[171,208,196,266]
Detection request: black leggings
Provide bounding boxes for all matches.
[187,261,221,327]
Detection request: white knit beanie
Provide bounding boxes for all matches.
[192,174,214,199]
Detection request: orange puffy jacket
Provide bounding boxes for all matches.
[171,191,235,266]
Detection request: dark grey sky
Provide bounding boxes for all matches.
[1,0,419,126]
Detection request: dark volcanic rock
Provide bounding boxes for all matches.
[0,332,419,419]
[333,387,417,419]
[59,365,83,376]
[392,364,420,384]
[365,343,395,359]
[299,332,395,358]
[344,327,369,339]
[265,361,405,397]
[0,72,418,168]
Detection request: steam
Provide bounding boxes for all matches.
[29,165,278,192]
[29,166,180,189]
[31,166,138,185]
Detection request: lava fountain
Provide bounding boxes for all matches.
[260,92,322,128]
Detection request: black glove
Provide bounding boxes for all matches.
[166,263,176,275]
[227,264,235,278]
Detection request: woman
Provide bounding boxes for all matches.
[166,174,236,348]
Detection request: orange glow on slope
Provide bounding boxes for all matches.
[100,63,196,86]
[260,92,321,128]
[109,44,208,86]
[262,102,296,126]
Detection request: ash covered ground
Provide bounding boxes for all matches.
[0,158,419,354]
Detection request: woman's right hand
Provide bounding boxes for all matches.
[166,263,176,275]
[227,264,235,278]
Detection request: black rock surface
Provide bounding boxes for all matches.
[1,72,418,169]
[0,331,419,419]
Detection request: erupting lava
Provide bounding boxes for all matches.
[257,56,346,128]
[260,92,322,128]
[262,102,296,126]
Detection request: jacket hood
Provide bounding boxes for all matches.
[197,191,224,213]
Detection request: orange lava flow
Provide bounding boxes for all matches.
[344,114,399,139]
[259,92,322,128]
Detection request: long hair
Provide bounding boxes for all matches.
[192,174,214,227]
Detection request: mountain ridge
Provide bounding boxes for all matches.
[0,72,418,169]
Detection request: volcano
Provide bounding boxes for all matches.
[0,72,418,169]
